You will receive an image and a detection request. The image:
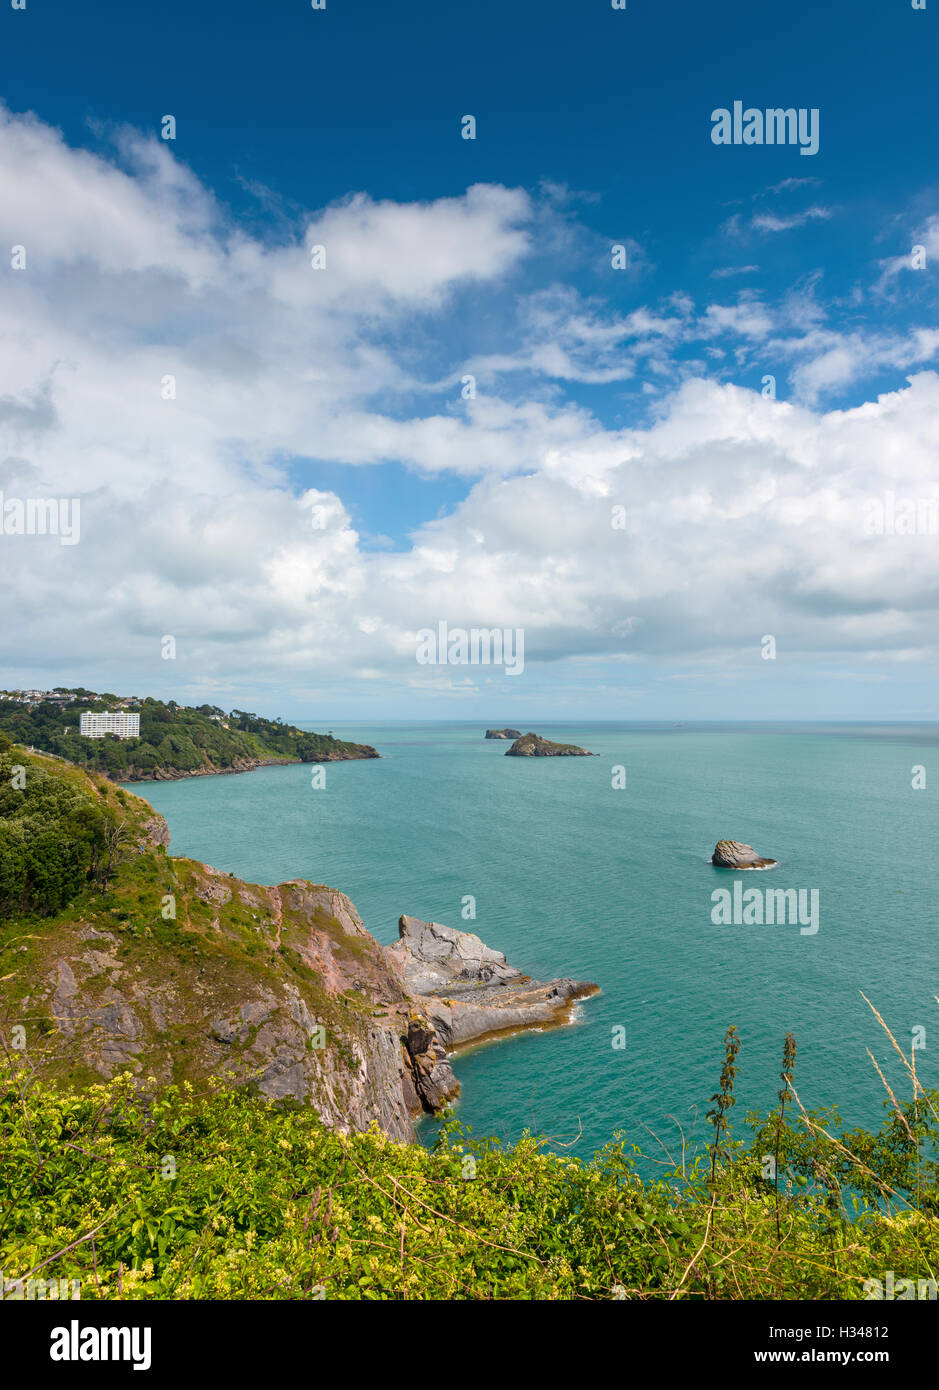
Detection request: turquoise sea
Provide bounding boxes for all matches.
[131,722,938,1162]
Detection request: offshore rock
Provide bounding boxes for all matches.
[485,728,522,739]
[505,732,593,757]
[711,839,779,870]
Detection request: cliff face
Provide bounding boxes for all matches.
[15,861,435,1141]
[0,756,596,1143]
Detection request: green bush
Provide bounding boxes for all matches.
[0,750,115,916]
[0,1052,936,1301]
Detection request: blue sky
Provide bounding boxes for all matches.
[1,0,938,720]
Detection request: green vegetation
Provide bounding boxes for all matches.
[0,690,376,781]
[0,734,123,916]
[0,747,376,1097]
[0,1033,936,1299]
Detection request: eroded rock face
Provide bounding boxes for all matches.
[140,815,171,852]
[15,872,600,1140]
[506,732,593,757]
[387,915,599,1050]
[389,916,519,995]
[711,839,779,870]
[485,728,522,739]
[6,768,593,1142]
[16,871,437,1142]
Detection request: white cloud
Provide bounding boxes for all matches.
[2,107,939,701]
[750,206,833,234]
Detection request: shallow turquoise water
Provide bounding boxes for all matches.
[130,722,939,1161]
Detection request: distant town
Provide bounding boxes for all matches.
[0,690,228,740]
[0,689,143,709]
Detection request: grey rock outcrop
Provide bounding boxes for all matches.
[711,839,779,870]
[387,915,598,1050]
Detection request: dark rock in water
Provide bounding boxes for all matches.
[505,732,593,757]
[387,915,599,1049]
[485,728,522,739]
[711,839,779,870]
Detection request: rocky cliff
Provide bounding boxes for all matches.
[0,753,597,1143]
[132,744,378,783]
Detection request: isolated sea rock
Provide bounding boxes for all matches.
[711,839,779,870]
[387,915,599,1049]
[506,732,593,757]
[485,728,523,739]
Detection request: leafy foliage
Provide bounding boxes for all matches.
[0,693,374,780]
[0,1057,936,1300]
[0,744,119,916]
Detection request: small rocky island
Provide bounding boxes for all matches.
[506,732,594,757]
[485,728,522,739]
[711,839,779,870]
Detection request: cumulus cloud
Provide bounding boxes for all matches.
[2,107,939,704]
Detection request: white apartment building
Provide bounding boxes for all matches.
[79,711,141,740]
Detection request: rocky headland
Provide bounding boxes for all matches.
[134,744,378,783]
[0,751,597,1144]
[389,914,599,1051]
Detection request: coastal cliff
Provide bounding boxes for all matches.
[0,747,596,1143]
[131,743,378,783]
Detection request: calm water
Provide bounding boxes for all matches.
[129,722,939,1161]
